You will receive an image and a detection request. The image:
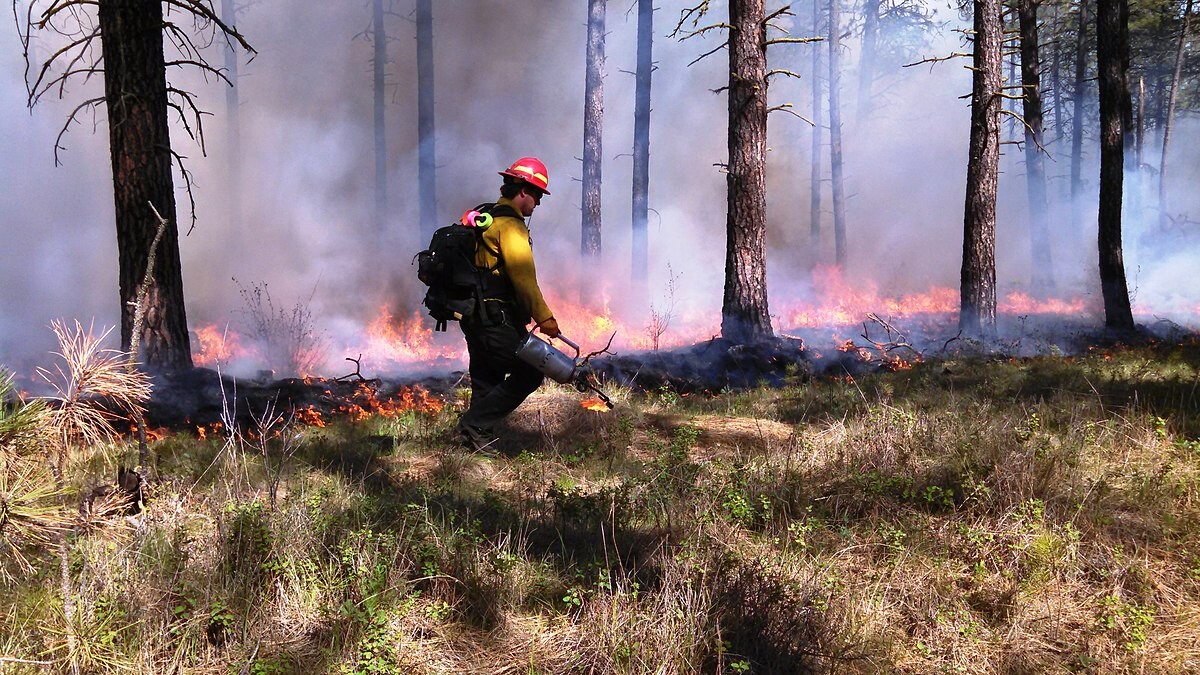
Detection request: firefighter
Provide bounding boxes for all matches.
[456,157,561,453]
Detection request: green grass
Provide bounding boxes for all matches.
[2,341,1200,673]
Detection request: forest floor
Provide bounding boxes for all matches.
[3,337,1200,673]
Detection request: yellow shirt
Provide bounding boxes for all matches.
[473,197,554,325]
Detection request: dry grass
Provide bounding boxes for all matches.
[2,342,1200,672]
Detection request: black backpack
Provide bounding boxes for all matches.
[415,203,520,331]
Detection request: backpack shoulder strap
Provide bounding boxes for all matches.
[475,202,522,221]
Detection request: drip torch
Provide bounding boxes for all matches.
[515,333,614,409]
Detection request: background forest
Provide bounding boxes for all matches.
[1,0,1198,376]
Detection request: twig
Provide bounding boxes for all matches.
[337,354,368,382]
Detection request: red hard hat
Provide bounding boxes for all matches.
[499,156,551,194]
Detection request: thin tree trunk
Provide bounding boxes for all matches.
[856,0,879,125]
[417,0,437,242]
[723,0,773,342]
[581,0,606,259]
[1159,0,1193,230]
[1070,0,1089,224]
[1096,0,1134,330]
[372,0,387,237]
[961,0,1003,336]
[1019,0,1054,292]
[632,0,652,285]
[1051,2,1065,150]
[810,0,823,259]
[98,0,192,371]
[221,0,241,237]
[828,0,847,266]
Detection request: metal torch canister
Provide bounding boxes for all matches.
[515,333,580,384]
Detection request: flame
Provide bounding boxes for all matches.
[296,405,326,428]
[580,397,610,412]
[196,421,224,440]
[333,381,446,422]
[193,324,250,368]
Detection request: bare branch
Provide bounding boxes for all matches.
[903,52,971,69]
[765,36,823,45]
[166,147,199,235]
[764,5,795,23]
[767,103,814,125]
[26,26,100,106]
[164,0,255,56]
[51,96,104,166]
[687,39,728,67]
[765,68,803,82]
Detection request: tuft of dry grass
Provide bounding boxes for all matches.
[36,320,152,474]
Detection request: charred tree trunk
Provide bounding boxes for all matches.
[960,0,1003,336]
[417,0,437,241]
[723,0,773,343]
[828,0,847,266]
[372,0,388,237]
[856,0,879,125]
[1070,0,1089,220]
[810,0,824,259]
[1159,0,1193,230]
[632,0,653,285]
[98,0,192,371]
[1019,0,1054,292]
[221,0,242,237]
[1096,0,1134,330]
[581,0,606,259]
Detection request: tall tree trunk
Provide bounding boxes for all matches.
[1070,0,1089,223]
[828,0,847,266]
[372,0,387,237]
[98,0,192,371]
[632,0,652,285]
[417,0,437,242]
[810,0,824,259]
[221,0,242,237]
[1051,2,1065,150]
[1159,0,1193,230]
[856,0,879,125]
[581,0,606,259]
[961,0,1003,336]
[1096,0,1135,330]
[723,0,773,343]
[1019,0,1054,292]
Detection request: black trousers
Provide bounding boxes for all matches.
[459,308,544,433]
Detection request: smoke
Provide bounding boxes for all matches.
[1,1,1197,379]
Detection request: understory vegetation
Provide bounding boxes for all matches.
[2,335,1200,673]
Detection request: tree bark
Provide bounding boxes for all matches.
[417,0,437,242]
[581,0,606,259]
[1158,0,1193,230]
[98,0,192,371]
[856,0,879,125]
[1096,0,1135,330]
[828,0,847,266]
[1019,0,1054,292]
[372,0,388,237]
[810,0,824,258]
[1070,0,1089,222]
[632,0,653,284]
[960,0,1002,336]
[723,0,773,343]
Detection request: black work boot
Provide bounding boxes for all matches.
[455,419,499,456]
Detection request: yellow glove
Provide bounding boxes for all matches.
[538,317,560,339]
